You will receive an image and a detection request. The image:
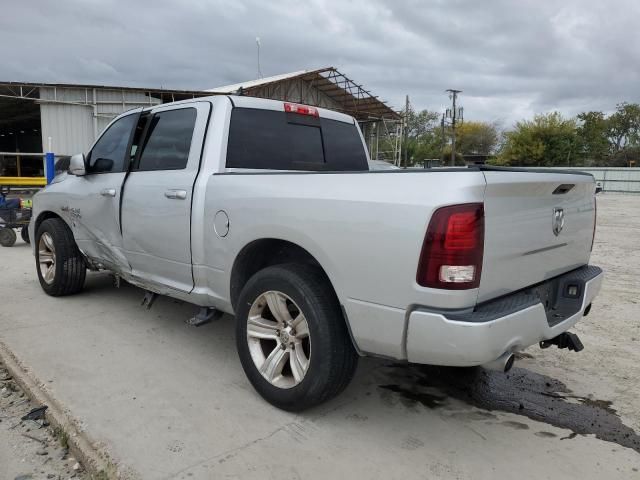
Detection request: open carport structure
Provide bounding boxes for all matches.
[208,67,399,122]
[209,67,402,162]
[0,82,209,186]
[0,82,209,180]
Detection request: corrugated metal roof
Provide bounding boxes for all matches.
[0,81,212,96]
[206,70,309,93]
[208,67,400,120]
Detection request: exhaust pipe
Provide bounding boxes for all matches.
[482,352,515,373]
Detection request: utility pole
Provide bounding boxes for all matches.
[403,95,409,168]
[445,89,462,166]
[375,121,380,161]
[440,113,446,155]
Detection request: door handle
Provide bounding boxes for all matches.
[164,189,187,200]
[100,188,116,197]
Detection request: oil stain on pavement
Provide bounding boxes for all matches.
[378,364,640,454]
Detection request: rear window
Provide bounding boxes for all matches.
[226,108,368,171]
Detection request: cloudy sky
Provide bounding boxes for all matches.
[2,0,639,126]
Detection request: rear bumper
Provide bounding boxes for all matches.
[405,265,603,366]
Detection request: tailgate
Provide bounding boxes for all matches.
[478,170,596,303]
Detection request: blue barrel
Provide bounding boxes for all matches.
[45,152,55,184]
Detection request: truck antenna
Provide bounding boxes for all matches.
[256,37,263,79]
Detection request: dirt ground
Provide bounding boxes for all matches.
[0,193,639,479]
[0,361,87,480]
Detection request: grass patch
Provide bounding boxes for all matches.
[52,425,69,450]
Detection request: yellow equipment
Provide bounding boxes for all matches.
[0,176,47,187]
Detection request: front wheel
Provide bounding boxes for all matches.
[35,218,86,296]
[235,264,358,411]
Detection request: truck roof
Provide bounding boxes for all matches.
[132,95,355,125]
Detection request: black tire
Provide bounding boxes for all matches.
[35,218,86,296]
[21,225,30,244]
[0,227,16,247]
[235,263,358,411]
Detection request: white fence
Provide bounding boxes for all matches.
[545,167,640,194]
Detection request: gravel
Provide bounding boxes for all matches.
[0,363,87,480]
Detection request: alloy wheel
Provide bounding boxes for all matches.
[246,291,311,389]
[38,232,56,284]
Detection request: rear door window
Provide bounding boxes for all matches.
[135,108,197,171]
[226,108,368,171]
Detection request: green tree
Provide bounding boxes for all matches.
[497,112,578,166]
[455,121,500,155]
[576,111,610,165]
[377,107,442,166]
[607,102,640,152]
[574,103,640,166]
[406,107,440,138]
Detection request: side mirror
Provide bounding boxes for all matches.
[69,153,86,176]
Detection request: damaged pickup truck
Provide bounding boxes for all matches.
[29,96,603,411]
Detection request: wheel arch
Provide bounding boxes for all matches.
[34,211,67,235]
[229,237,362,355]
[230,238,336,309]
[33,211,82,259]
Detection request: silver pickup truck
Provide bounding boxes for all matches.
[29,96,603,410]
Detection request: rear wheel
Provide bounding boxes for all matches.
[235,264,358,411]
[35,218,86,296]
[21,226,30,244]
[0,227,16,247]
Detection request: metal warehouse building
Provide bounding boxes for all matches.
[0,67,400,180]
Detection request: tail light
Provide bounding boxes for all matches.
[417,203,484,289]
[284,102,319,117]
